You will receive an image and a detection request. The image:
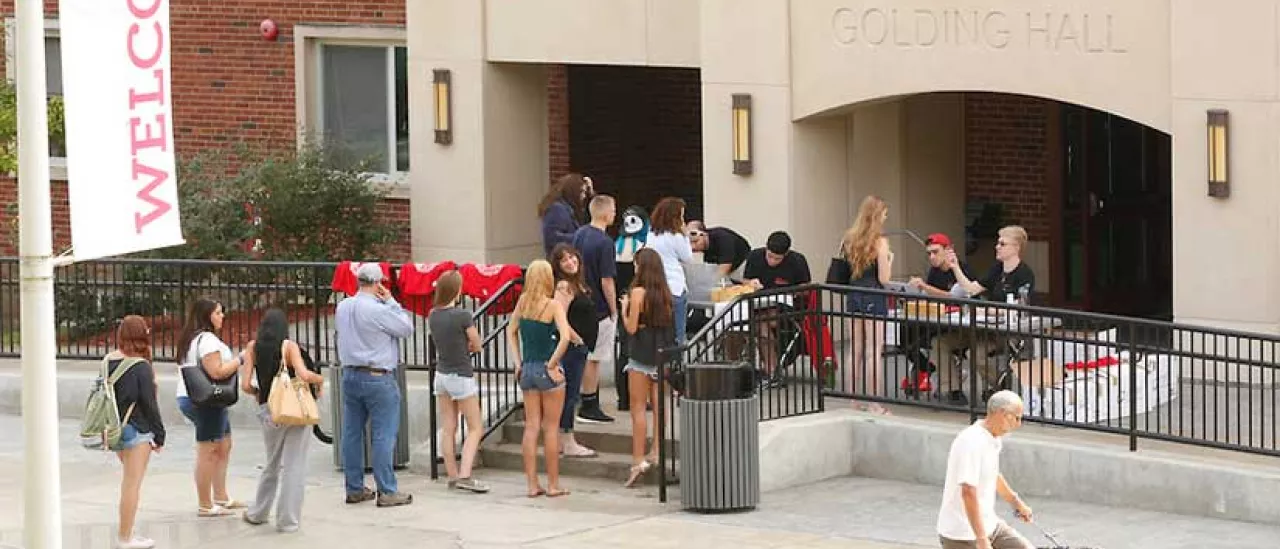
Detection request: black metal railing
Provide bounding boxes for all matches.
[0,257,499,368]
[654,282,1280,501]
[427,277,523,480]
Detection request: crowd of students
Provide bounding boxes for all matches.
[94,174,1040,548]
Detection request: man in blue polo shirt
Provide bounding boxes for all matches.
[336,263,415,507]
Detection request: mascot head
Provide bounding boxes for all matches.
[615,205,651,260]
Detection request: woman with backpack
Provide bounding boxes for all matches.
[175,298,247,517]
[239,308,326,532]
[108,315,165,549]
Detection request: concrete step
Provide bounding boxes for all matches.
[478,441,678,486]
[499,421,680,456]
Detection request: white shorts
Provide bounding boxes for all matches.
[433,372,479,400]
[588,317,616,362]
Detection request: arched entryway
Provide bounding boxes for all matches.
[789,91,1172,320]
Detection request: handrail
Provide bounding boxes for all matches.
[652,281,1280,502]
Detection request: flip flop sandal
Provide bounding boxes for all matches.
[546,488,571,498]
[527,487,546,498]
[198,505,233,518]
[214,499,247,510]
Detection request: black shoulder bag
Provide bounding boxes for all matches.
[825,240,853,284]
[181,333,240,409]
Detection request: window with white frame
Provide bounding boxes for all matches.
[4,20,65,160]
[315,43,408,174]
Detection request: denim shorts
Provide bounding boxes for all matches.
[434,372,479,400]
[177,396,231,443]
[111,423,155,451]
[623,359,658,380]
[519,361,564,392]
[847,291,888,316]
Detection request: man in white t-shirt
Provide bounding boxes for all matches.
[936,390,1035,549]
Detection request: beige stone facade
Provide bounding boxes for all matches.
[407,0,1280,332]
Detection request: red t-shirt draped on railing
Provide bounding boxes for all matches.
[397,261,458,317]
[458,263,522,315]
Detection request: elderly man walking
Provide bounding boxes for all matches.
[337,263,415,507]
[937,390,1035,549]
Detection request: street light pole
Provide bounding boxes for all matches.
[16,0,62,546]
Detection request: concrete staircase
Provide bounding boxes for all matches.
[479,402,679,486]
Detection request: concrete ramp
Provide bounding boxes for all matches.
[759,407,1280,525]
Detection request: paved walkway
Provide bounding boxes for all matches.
[1,415,1278,548]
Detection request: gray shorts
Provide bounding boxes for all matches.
[433,372,479,400]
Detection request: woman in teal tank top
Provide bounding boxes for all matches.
[505,260,573,498]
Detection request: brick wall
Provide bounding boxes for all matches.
[547,65,571,184]
[0,1,412,259]
[566,65,703,223]
[963,93,1052,241]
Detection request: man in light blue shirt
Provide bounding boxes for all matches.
[337,263,415,507]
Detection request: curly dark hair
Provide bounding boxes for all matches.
[650,197,686,235]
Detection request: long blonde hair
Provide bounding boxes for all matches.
[514,260,555,318]
[843,196,887,274]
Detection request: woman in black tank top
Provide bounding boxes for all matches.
[841,196,894,416]
[551,244,600,459]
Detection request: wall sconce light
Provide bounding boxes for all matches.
[1207,109,1229,198]
[732,94,753,175]
[433,69,453,145]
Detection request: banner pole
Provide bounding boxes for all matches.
[17,0,63,547]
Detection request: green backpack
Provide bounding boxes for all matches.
[79,356,143,451]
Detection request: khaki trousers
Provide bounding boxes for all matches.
[939,521,1035,549]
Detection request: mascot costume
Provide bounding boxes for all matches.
[614,205,650,290]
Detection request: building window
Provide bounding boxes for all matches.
[43,35,64,158]
[316,43,408,174]
[4,20,65,163]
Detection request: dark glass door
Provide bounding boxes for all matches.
[1060,105,1173,320]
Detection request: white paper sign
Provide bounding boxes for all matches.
[61,0,184,260]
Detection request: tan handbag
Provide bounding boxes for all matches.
[267,341,320,426]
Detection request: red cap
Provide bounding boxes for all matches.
[925,233,952,248]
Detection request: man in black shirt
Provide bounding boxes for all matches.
[908,233,974,297]
[937,226,1036,403]
[688,221,751,280]
[740,232,811,387]
[743,231,811,290]
[902,233,973,397]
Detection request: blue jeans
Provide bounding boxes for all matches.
[559,345,588,433]
[673,292,688,345]
[341,369,401,496]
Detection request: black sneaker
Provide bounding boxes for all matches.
[577,405,615,423]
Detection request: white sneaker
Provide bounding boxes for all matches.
[116,536,156,549]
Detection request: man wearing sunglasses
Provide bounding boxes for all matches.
[687,221,751,281]
[903,233,974,399]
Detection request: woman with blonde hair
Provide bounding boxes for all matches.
[506,260,574,497]
[843,196,893,415]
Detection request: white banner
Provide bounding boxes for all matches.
[61,0,183,261]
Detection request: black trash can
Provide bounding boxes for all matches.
[679,361,760,512]
[330,362,411,471]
